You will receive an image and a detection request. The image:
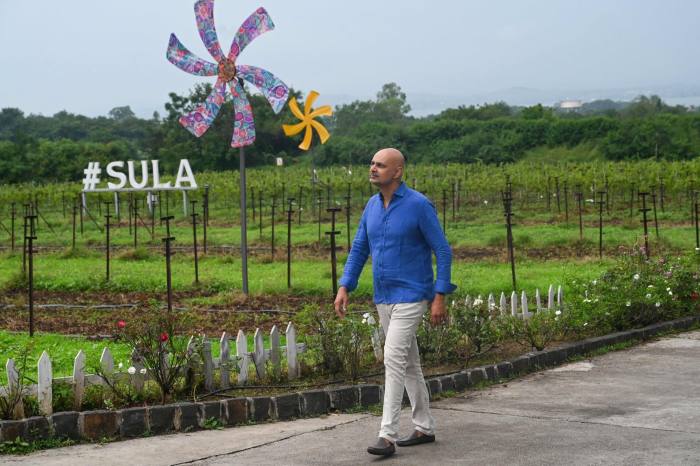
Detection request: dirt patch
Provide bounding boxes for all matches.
[0,291,375,336]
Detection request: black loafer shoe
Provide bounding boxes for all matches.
[367,437,396,456]
[396,430,435,447]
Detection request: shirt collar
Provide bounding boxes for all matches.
[378,181,406,203]
[394,181,407,197]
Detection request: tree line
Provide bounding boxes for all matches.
[1,83,699,184]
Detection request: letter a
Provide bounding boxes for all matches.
[175,159,197,189]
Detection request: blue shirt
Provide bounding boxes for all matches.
[339,181,457,303]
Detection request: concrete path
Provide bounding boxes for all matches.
[4,330,700,465]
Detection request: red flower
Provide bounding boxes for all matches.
[117,320,126,329]
[160,332,169,342]
[691,292,699,301]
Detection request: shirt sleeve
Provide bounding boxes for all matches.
[418,199,457,295]
[338,204,370,292]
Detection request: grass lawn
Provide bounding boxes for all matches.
[0,250,612,298]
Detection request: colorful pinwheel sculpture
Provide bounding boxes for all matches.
[166,0,289,147]
[283,90,332,151]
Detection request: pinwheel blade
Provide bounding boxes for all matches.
[282,121,307,137]
[166,34,218,76]
[287,98,305,121]
[236,65,289,114]
[194,0,225,63]
[179,79,227,137]
[228,7,274,61]
[299,126,314,151]
[229,80,256,147]
[304,90,320,114]
[310,120,331,144]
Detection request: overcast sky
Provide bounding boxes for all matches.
[1,0,699,117]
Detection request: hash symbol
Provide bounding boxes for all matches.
[82,162,101,191]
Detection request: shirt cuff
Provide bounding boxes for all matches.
[339,276,357,292]
[435,280,457,295]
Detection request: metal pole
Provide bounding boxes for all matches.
[629,183,635,217]
[345,183,352,252]
[26,215,37,337]
[326,208,342,296]
[638,192,650,259]
[10,202,16,252]
[105,202,112,282]
[651,187,659,239]
[238,148,249,294]
[161,215,175,313]
[71,200,77,250]
[298,186,303,225]
[695,199,700,249]
[442,189,447,233]
[563,181,569,224]
[503,191,516,292]
[191,200,199,284]
[133,201,139,249]
[271,194,276,260]
[258,190,263,241]
[286,198,294,289]
[597,191,605,259]
[576,191,583,241]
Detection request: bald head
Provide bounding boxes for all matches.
[375,148,405,167]
[369,147,405,188]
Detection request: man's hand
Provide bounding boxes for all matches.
[334,287,349,318]
[430,293,447,326]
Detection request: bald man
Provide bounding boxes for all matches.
[334,148,456,457]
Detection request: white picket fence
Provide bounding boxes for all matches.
[2,285,563,417]
[2,322,305,416]
[475,283,564,320]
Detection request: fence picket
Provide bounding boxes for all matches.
[99,347,114,383]
[499,292,507,315]
[72,350,86,411]
[185,336,197,388]
[521,291,530,320]
[557,285,564,308]
[487,293,495,311]
[236,330,248,384]
[286,322,298,380]
[219,332,230,389]
[130,348,145,391]
[270,326,281,380]
[535,288,542,311]
[548,285,555,310]
[253,328,265,380]
[6,359,24,419]
[37,351,52,416]
[510,291,518,316]
[202,338,214,392]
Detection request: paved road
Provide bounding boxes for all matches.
[5,331,700,465]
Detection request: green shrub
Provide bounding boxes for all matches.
[567,248,700,333]
[295,305,376,380]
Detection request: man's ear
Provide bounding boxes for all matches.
[394,165,404,180]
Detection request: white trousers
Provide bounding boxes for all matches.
[376,301,435,442]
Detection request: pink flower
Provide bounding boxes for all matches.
[160,332,169,342]
[117,320,126,329]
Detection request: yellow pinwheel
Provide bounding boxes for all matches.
[283,90,332,151]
